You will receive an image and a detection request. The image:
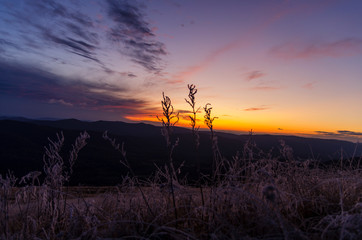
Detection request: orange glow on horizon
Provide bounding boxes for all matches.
[125,112,362,143]
[126,113,319,136]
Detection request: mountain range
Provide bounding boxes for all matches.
[1,117,361,185]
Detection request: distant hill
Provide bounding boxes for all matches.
[1,118,361,185]
[0,116,190,136]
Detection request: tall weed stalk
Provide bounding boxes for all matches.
[185,84,205,213]
[157,92,180,225]
[102,131,155,217]
[203,103,222,183]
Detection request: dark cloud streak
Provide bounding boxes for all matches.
[337,130,362,136]
[245,70,265,81]
[65,22,99,45]
[0,62,151,116]
[315,130,362,137]
[243,105,270,112]
[270,38,362,60]
[107,0,153,36]
[44,32,94,54]
[106,0,167,72]
[243,106,270,111]
[3,1,104,67]
[0,38,18,49]
[1,0,167,74]
[315,131,338,136]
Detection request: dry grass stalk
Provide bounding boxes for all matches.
[103,131,155,217]
[203,103,223,183]
[157,92,180,226]
[185,84,201,150]
[185,84,205,219]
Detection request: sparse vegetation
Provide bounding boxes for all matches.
[0,85,361,240]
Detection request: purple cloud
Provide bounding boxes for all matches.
[0,62,153,117]
[245,70,265,81]
[250,86,281,91]
[270,38,362,60]
[243,106,270,111]
[315,130,362,137]
[0,0,167,73]
[302,81,316,90]
[106,0,167,72]
[337,130,362,136]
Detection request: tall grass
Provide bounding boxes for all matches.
[185,84,205,220]
[157,92,180,226]
[1,85,361,239]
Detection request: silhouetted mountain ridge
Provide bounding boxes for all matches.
[1,118,361,185]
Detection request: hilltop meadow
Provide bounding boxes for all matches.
[1,85,361,239]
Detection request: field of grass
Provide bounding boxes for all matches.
[1,85,361,239]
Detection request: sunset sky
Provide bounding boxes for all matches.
[1,0,362,142]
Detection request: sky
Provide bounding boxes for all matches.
[0,0,362,142]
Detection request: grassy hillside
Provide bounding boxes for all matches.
[0,125,361,239]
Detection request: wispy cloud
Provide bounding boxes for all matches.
[302,81,316,90]
[243,71,281,91]
[270,38,362,60]
[250,86,281,91]
[49,99,74,107]
[119,72,137,78]
[106,0,167,72]
[170,0,329,83]
[243,106,270,111]
[177,110,193,114]
[171,3,295,83]
[337,130,362,136]
[315,130,362,137]
[315,131,338,136]
[0,38,19,52]
[64,22,99,45]
[171,40,241,83]
[42,31,101,64]
[0,62,152,117]
[245,71,265,81]
[1,0,166,74]
[2,0,103,66]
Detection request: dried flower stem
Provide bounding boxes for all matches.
[185,84,201,149]
[203,103,222,182]
[103,131,155,217]
[185,84,204,214]
[157,92,179,226]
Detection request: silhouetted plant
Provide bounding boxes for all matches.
[203,103,216,137]
[157,92,179,226]
[185,84,200,150]
[185,84,205,216]
[103,131,155,217]
[203,103,223,183]
[157,92,179,148]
